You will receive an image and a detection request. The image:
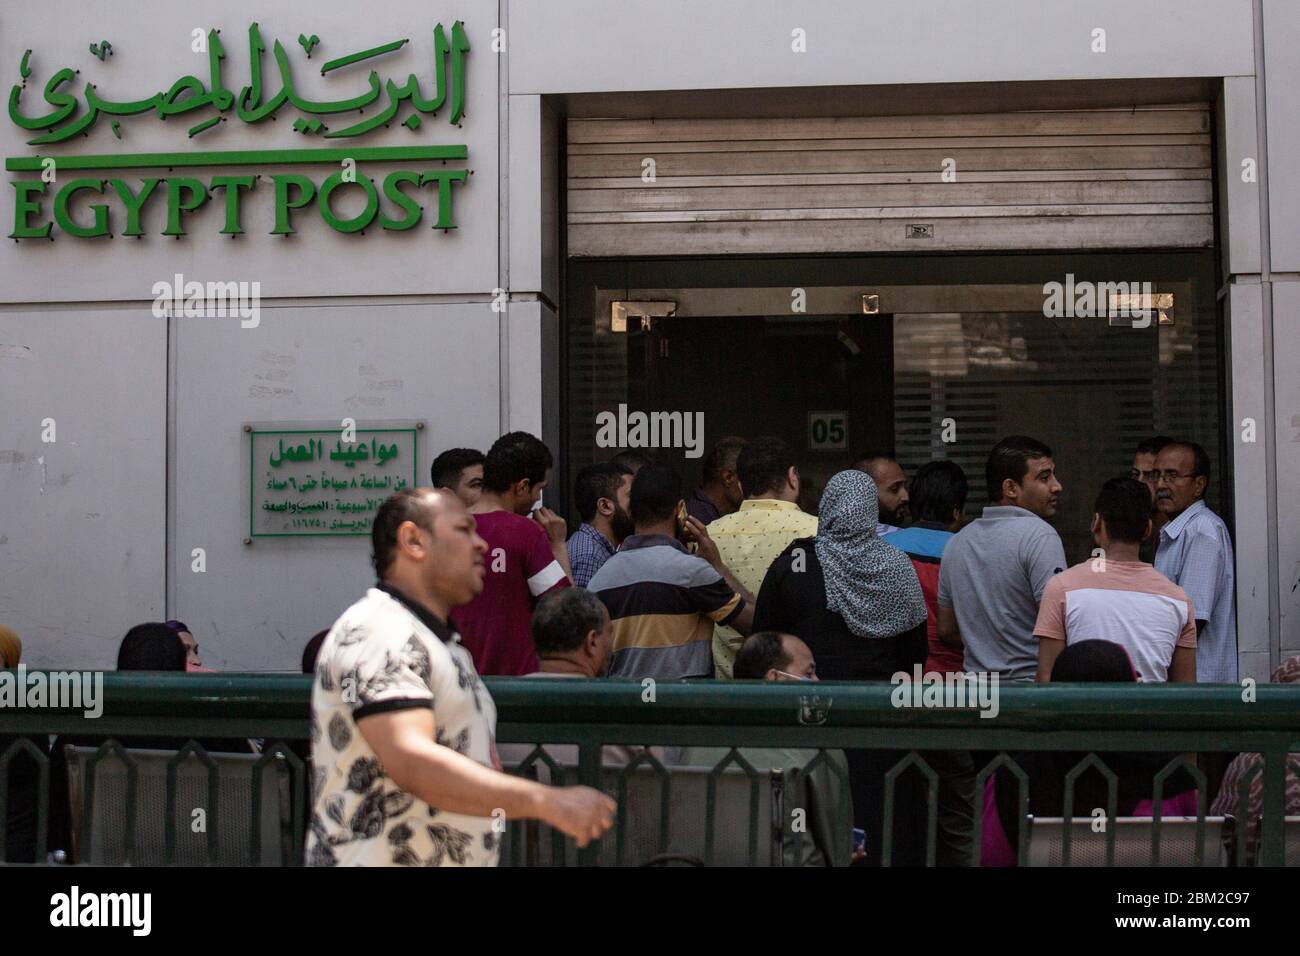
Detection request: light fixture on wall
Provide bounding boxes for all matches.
[1108,291,1174,327]
[610,300,677,333]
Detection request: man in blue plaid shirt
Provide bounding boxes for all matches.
[566,462,634,587]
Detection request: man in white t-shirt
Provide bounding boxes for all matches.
[306,488,614,867]
[1034,477,1197,683]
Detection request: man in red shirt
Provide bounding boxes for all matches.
[885,460,967,674]
[451,432,572,675]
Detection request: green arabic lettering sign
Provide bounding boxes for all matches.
[249,426,419,537]
[7,23,471,239]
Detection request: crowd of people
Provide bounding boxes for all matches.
[411,427,1275,865]
[427,430,1235,691]
[2,428,1296,867]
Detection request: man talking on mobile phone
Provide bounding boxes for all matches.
[306,488,615,867]
[587,464,755,682]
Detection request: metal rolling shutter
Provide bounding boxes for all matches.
[567,106,1213,256]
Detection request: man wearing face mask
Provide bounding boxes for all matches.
[1153,441,1237,683]
[678,632,853,866]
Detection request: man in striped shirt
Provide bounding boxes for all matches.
[589,464,754,680]
[451,432,572,675]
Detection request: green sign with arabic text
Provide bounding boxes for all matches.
[249,426,418,537]
[8,23,471,239]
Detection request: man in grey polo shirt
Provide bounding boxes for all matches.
[937,436,1067,682]
[1154,441,1237,683]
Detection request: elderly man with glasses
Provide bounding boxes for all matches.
[1130,436,1175,562]
[1152,441,1237,683]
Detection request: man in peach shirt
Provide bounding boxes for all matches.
[1035,477,1196,683]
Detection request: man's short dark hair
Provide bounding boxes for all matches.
[431,448,484,488]
[909,460,969,524]
[1163,440,1211,485]
[1094,477,1152,543]
[737,436,796,499]
[610,450,655,474]
[701,436,746,483]
[630,463,682,526]
[482,431,553,493]
[1134,436,1175,458]
[986,435,1053,503]
[117,623,186,671]
[574,462,633,523]
[852,451,896,479]
[733,632,792,680]
[532,588,607,656]
[371,489,437,577]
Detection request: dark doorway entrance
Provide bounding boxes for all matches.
[625,312,891,510]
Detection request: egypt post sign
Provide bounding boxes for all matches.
[7,23,471,239]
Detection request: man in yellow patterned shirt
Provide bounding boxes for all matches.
[708,437,818,678]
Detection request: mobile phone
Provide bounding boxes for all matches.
[676,502,698,554]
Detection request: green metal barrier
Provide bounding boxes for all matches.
[2,673,1298,866]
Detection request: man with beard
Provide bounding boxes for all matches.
[566,462,635,587]
[853,452,911,533]
[709,437,818,678]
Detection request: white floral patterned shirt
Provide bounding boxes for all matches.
[306,585,500,866]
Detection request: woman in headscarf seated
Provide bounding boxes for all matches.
[47,623,255,858]
[754,469,930,865]
[983,639,1200,866]
[1210,655,1300,865]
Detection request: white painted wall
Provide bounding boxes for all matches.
[507,0,1254,94]
[169,303,500,669]
[0,311,167,669]
[1273,282,1300,659]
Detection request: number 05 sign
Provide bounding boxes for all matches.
[807,411,847,450]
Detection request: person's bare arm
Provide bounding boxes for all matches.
[937,605,962,648]
[1167,645,1197,683]
[357,708,614,846]
[725,598,756,637]
[1036,636,1065,682]
[534,507,575,581]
